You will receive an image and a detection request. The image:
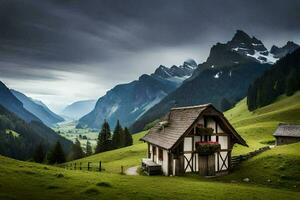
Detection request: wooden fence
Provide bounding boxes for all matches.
[60,162,126,174]
[231,146,270,168]
[61,161,103,172]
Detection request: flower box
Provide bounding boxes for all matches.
[195,142,220,155]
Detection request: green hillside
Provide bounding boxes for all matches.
[68,131,147,173]
[226,91,300,155]
[71,92,300,174]
[0,155,299,200]
[219,142,300,190]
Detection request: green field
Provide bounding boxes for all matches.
[1,93,300,199]
[0,155,299,200]
[226,91,300,155]
[218,142,300,190]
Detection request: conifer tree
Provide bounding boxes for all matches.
[33,143,45,163]
[69,138,85,160]
[95,120,112,153]
[48,141,66,164]
[286,69,298,96]
[112,120,123,148]
[220,98,232,111]
[124,127,133,147]
[86,140,93,156]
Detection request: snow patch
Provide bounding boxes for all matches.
[246,50,278,64]
[211,65,214,68]
[214,71,222,79]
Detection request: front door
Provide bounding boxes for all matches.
[198,154,215,176]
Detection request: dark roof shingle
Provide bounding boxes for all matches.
[273,124,300,137]
[141,104,247,149]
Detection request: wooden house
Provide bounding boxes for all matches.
[273,124,300,145]
[140,104,247,176]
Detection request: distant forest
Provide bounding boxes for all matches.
[247,48,300,111]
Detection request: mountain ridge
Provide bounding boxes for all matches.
[11,90,64,127]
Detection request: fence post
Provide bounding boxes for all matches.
[99,161,102,172]
[74,163,77,170]
[70,163,73,170]
[80,162,82,170]
[121,165,124,174]
[88,162,91,171]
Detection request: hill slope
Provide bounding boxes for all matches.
[226,91,300,154]
[0,105,72,160]
[0,155,299,200]
[219,142,300,190]
[11,90,64,126]
[0,81,41,123]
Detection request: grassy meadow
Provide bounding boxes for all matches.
[0,155,299,200]
[1,92,300,199]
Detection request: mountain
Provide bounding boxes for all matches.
[0,104,72,160]
[130,30,298,133]
[77,59,197,129]
[11,90,64,127]
[61,99,97,120]
[0,81,40,123]
[270,41,300,59]
[247,47,300,110]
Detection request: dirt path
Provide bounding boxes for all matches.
[126,166,139,175]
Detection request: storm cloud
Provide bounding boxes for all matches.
[0,0,299,111]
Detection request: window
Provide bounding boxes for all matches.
[158,148,163,161]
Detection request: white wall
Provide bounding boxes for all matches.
[162,150,169,175]
[218,136,228,150]
[149,144,153,160]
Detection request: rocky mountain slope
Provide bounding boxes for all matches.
[77,59,197,129]
[130,30,299,133]
[11,90,64,127]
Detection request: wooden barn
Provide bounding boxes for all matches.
[273,124,300,146]
[140,104,248,176]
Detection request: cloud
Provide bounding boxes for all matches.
[0,0,299,110]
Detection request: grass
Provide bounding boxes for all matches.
[0,155,299,200]
[70,131,148,173]
[225,91,300,155]
[218,142,300,190]
[1,92,300,199]
[5,129,20,138]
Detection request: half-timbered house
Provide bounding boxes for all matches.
[140,104,248,176]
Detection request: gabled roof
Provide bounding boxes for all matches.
[141,104,247,150]
[273,124,300,138]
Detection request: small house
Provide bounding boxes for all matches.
[273,124,300,145]
[140,104,247,176]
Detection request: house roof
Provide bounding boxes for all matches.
[141,104,247,150]
[273,124,300,138]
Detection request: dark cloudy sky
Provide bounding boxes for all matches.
[0,0,299,112]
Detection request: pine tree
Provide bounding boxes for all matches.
[124,127,133,147]
[286,69,298,96]
[112,120,123,148]
[69,138,84,160]
[220,98,232,111]
[48,141,66,164]
[95,120,112,153]
[33,143,45,163]
[86,140,93,156]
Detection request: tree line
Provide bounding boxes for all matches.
[33,119,133,164]
[247,48,300,111]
